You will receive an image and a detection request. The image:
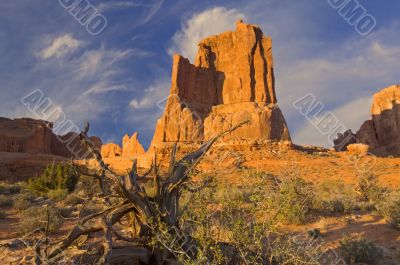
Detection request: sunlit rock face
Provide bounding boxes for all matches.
[150,20,291,148]
[356,85,400,156]
[122,132,145,156]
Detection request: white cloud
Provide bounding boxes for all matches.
[39,34,81,59]
[169,7,246,61]
[129,97,152,109]
[129,79,169,110]
[82,84,130,97]
[78,48,138,77]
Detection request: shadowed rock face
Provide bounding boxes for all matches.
[150,21,291,148]
[0,118,53,154]
[356,85,400,156]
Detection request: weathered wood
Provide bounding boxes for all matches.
[25,120,246,264]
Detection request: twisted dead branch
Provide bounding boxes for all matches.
[19,120,248,264]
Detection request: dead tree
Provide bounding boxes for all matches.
[26,121,247,264]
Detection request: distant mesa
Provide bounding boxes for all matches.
[0,117,102,157]
[334,84,400,157]
[0,117,102,180]
[149,20,291,151]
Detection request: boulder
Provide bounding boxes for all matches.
[346,143,370,156]
[150,20,290,148]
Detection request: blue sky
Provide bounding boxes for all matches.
[0,0,399,148]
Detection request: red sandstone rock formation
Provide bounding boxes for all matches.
[356,85,400,156]
[101,143,122,158]
[150,20,290,149]
[0,118,53,154]
[100,132,145,158]
[0,117,102,158]
[122,132,145,156]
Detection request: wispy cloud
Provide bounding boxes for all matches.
[129,78,169,110]
[97,1,151,12]
[169,6,245,61]
[38,34,81,59]
[97,0,164,26]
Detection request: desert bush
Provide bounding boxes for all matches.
[13,192,34,210]
[47,188,69,201]
[355,172,385,203]
[19,206,63,234]
[0,183,21,194]
[313,181,359,215]
[270,177,315,225]
[63,193,85,206]
[74,174,100,198]
[27,163,79,196]
[339,235,383,264]
[268,233,334,265]
[174,174,335,264]
[0,194,12,207]
[377,190,400,229]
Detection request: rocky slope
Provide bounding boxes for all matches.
[150,20,291,150]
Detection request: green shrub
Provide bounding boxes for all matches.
[313,181,358,215]
[19,206,63,234]
[355,172,385,203]
[0,195,12,207]
[339,235,383,264]
[28,163,79,196]
[270,177,315,225]
[377,191,400,229]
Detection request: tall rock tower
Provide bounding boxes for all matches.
[150,21,291,148]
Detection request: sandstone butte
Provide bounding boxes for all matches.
[100,20,292,167]
[355,84,400,156]
[149,20,291,152]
